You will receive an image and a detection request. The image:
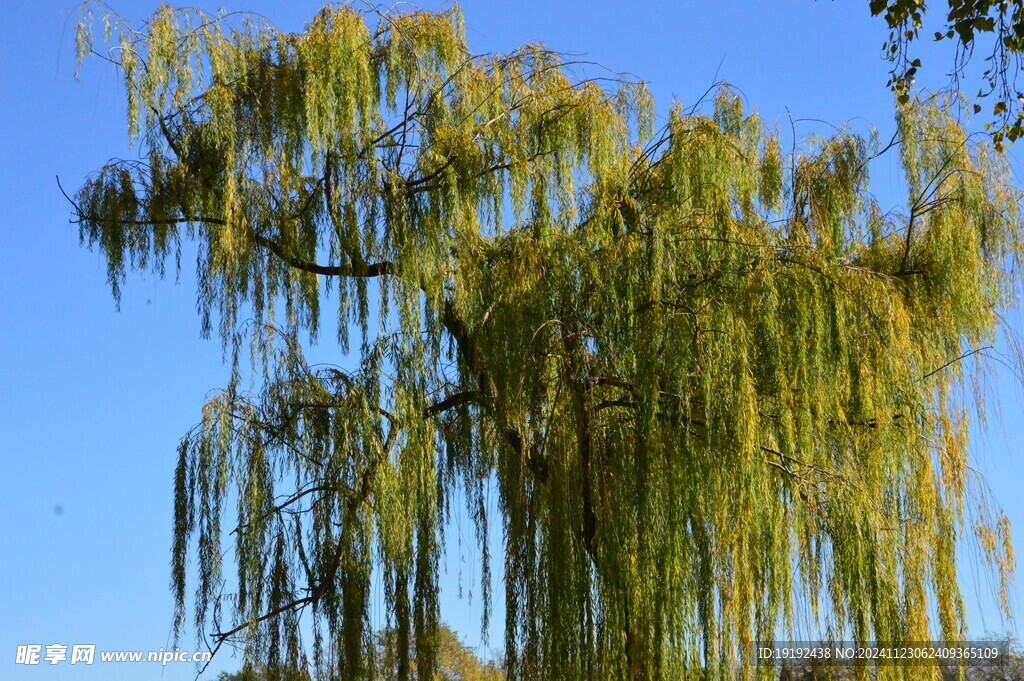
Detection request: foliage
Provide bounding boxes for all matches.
[375,622,504,681]
[71,3,1020,680]
[870,0,1024,150]
[217,623,502,681]
[218,664,312,681]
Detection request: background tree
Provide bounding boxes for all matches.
[218,665,313,681]
[72,3,1019,680]
[218,623,503,681]
[375,622,504,681]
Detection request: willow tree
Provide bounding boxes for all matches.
[70,3,1018,681]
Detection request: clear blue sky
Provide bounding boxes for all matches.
[0,2,1020,679]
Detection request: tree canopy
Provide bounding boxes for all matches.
[71,3,1019,680]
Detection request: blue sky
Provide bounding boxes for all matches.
[0,1,1021,679]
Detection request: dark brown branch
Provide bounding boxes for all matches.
[213,595,314,642]
[594,399,636,413]
[404,157,454,189]
[559,321,599,567]
[67,203,396,280]
[289,390,477,420]
[250,230,395,278]
[759,445,860,489]
[404,153,552,195]
[591,376,635,392]
[229,485,333,537]
[922,346,992,380]
[154,108,184,160]
[424,390,478,415]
